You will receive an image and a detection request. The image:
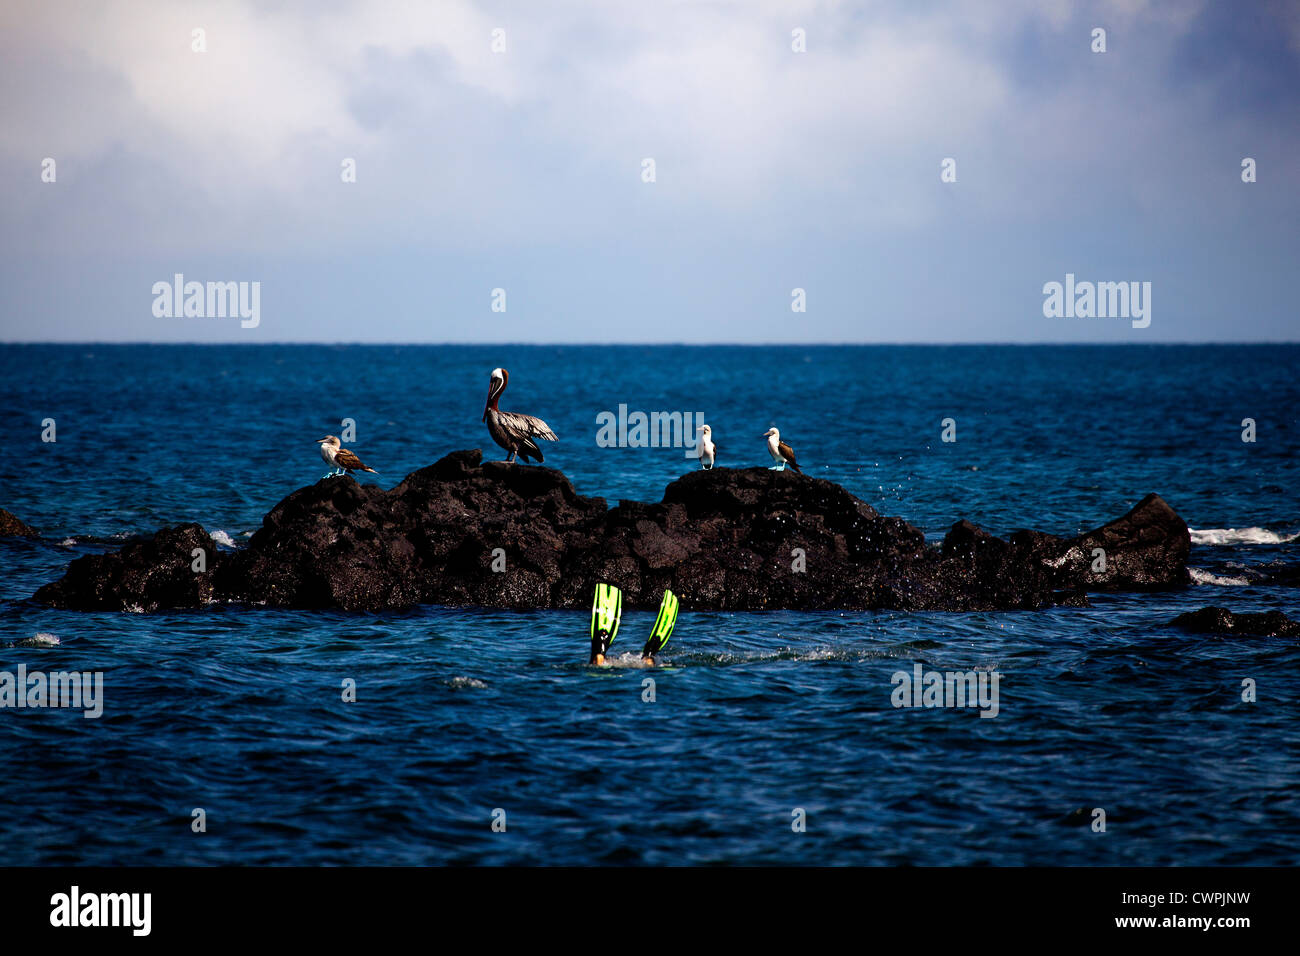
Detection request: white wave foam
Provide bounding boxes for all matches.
[446,676,487,689]
[1189,568,1250,587]
[210,530,237,548]
[1190,528,1299,546]
[15,632,61,647]
[592,653,655,670]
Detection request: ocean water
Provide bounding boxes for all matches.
[0,343,1296,865]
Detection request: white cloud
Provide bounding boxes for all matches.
[0,0,1292,257]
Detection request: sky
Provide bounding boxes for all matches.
[1,0,1297,343]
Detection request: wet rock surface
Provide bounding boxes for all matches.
[35,524,220,613]
[0,509,39,538]
[35,449,1192,613]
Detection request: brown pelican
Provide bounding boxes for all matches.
[697,424,717,469]
[762,427,801,472]
[317,436,378,478]
[483,367,558,463]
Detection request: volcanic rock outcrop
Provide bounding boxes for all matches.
[35,449,1191,613]
[0,509,38,538]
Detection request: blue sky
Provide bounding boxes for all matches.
[1,0,1296,343]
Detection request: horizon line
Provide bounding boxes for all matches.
[2,339,1299,348]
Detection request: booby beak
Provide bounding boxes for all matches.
[316,437,330,443]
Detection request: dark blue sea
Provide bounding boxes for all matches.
[0,344,1297,865]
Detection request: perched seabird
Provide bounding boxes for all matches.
[762,427,801,472]
[697,424,717,469]
[317,436,378,478]
[483,367,558,463]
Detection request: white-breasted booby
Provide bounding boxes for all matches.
[317,435,378,478]
[762,427,801,472]
[697,424,717,469]
[483,367,558,463]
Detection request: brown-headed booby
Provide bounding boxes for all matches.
[317,436,378,478]
[762,427,801,472]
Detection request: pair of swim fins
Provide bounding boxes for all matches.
[589,583,678,664]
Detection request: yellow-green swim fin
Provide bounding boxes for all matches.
[589,582,623,663]
[642,589,679,660]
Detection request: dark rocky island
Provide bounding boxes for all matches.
[33,449,1191,613]
[1172,606,1300,638]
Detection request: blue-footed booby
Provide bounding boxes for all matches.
[483,367,558,463]
[317,436,378,478]
[762,427,801,472]
[697,424,717,469]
